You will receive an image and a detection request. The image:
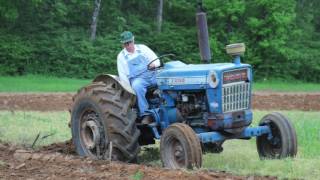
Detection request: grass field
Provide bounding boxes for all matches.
[1,75,320,92]
[0,110,319,179]
[0,75,90,92]
[254,79,320,92]
[0,111,70,146]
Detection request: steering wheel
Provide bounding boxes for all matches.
[147,54,176,70]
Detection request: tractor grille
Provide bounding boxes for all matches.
[222,82,250,113]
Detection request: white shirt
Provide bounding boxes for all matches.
[117,44,160,85]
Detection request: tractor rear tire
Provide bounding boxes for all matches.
[160,123,202,169]
[256,112,297,159]
[71,81,140,162]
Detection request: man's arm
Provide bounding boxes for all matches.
[141,44,160,67]
[117,53,130,85]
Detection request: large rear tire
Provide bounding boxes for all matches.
[256,112,297,159]
[71,81,140,162]
[160,123,202,169]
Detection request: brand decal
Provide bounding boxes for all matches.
[157,76,206,86]
[223,69,248,84]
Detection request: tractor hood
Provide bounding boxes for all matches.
[156,60,251,88]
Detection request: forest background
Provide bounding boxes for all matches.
[0,0,319,82]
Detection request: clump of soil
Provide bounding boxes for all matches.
[37,140,76,155]
[0,142,276,180]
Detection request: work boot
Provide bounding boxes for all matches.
[141,115,154,125]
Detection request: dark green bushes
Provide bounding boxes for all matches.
[0,0,320,82]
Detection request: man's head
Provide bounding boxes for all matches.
[120,31,135,53]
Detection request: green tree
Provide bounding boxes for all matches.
[0,0,320,82]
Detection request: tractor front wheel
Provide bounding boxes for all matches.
[160,123,202,169]
[256,112,297,159]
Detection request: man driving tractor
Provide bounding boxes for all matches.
[117,31,160,124]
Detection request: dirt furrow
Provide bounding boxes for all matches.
[0,92,319,111]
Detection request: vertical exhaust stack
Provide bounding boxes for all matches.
[196,0,211,64]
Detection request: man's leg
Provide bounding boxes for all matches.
[131,78,150,117]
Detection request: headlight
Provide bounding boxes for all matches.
[208,70,219,88]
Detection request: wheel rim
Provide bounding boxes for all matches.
[268,122,282,157]
[260,121,282,158]
[166,137,186,168]
[79,109,106,158]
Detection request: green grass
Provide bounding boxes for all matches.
[0,160,6,167]
[0,111,71,147]
[202,111,320,179]
[130,170,144,180]
[0,110,319,179]
[0,75,90,92]
[253,79,320,92]
[1,75,320,92]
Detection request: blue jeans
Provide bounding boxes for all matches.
[131,75,157,117]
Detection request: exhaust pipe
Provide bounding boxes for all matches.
[196,1,211,64]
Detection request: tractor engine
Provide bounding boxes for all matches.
[175,91,206,123]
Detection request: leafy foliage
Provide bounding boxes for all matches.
[0,33,34,75]
[0,0,319,82]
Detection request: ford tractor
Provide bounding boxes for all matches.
[70,2,297,169]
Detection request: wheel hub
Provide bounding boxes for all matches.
[81,120,101,150]
[172,141,185,165]
[174,145,183,157]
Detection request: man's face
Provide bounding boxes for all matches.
[123,41,134,53]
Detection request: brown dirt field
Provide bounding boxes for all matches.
[0,92,320,111]
[0,141,276,180]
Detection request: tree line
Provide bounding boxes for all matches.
[0,0,319,82]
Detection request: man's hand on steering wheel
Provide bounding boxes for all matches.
[147,53,176,71]
[148,63,156,70]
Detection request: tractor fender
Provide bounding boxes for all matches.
[92,74,136,96]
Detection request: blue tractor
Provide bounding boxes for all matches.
[70,2,297,169]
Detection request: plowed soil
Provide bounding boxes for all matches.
[0,92,320,111]
[0,141,276,180]
[0,92,318,179]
